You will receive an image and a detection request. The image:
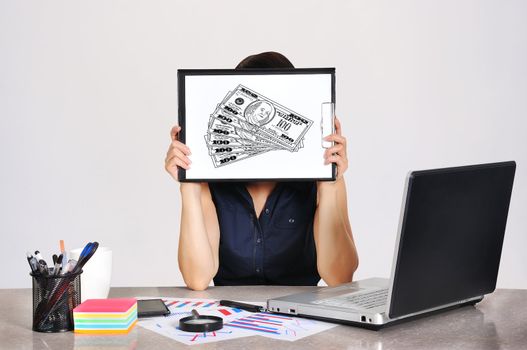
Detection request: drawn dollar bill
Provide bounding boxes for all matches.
[204,135,273,156]
[204,85,312,167]
[205,134,261,147]
[219,85,313,151]
[210,148,271,168]
[207,116,283,149]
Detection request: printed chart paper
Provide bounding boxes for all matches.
[138,298,253,345]
[225,311,337,342]
[137,298,336,345]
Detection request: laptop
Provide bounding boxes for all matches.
[267,161,516,329]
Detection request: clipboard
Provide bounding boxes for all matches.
[178,68,336,182]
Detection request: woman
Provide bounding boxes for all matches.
[165,52,358,290]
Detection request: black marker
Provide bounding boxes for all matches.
[53,254,63,276]
[219,300,265,313]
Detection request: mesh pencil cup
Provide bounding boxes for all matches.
[31,270,82,332]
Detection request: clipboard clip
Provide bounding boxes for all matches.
[321,102,335,149]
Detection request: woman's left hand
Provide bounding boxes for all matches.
[323,117,348,180]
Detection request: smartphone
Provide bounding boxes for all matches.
[137,299,170,318]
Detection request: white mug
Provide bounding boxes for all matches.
[69,246,112,302]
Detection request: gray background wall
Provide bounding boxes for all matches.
[1,0,526,289]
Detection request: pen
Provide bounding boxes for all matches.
[33,251,47,275]
[26,252,39,274]
[35,242,99,328]
[61,259,77,275]
[53,255,63,276]
[51,254,58,274]
[219,300,265,313]
[38,259,49,276]
[34,251,44,261]
[60,240,67,270]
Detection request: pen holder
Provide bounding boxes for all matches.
[31,270,82,332]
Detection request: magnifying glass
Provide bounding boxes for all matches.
[179,309,223,332]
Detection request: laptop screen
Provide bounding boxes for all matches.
[388,161,515,318]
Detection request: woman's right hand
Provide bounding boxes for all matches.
[164,125,192,181]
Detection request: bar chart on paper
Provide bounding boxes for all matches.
[161,299,245,319]
[138,298,253,345]
[138,298,336,345]
[226,312,336,341]
[227,313,292,334]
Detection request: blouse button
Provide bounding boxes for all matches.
[288,218,295,223]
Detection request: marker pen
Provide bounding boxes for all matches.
[26,252,39,274]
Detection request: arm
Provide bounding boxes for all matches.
[178,183,220,290]
[313,118,359,286]
[165,126,220,291]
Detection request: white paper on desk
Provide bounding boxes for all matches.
[140,318,252,346]
[137,297,336,344]
[137,297,253,345]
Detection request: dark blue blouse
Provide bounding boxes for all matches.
[209,182,320,286]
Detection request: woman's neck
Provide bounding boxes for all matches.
[246,182,277,218]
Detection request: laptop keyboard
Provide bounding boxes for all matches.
[312,288,389,310]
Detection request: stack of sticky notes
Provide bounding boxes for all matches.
[73,298,137,334]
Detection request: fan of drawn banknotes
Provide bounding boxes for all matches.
[205,85,313,167]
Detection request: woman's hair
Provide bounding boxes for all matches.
[236,51,294,69]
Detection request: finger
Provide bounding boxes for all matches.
[325,155,348,178]
[324,134,346,145]
[324,154,341,165]
[170,140,191,155]
[166,159,189,172]
[170,125,181,141]
[325,153,347,168]
[166,155,191,170]
[173,158,191,170]
[334,117,342,136]
[165,145,185,160]
[165,157,190,170]
[165,153,192,169]
[166,148,191,165]
[324,144,344,158]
